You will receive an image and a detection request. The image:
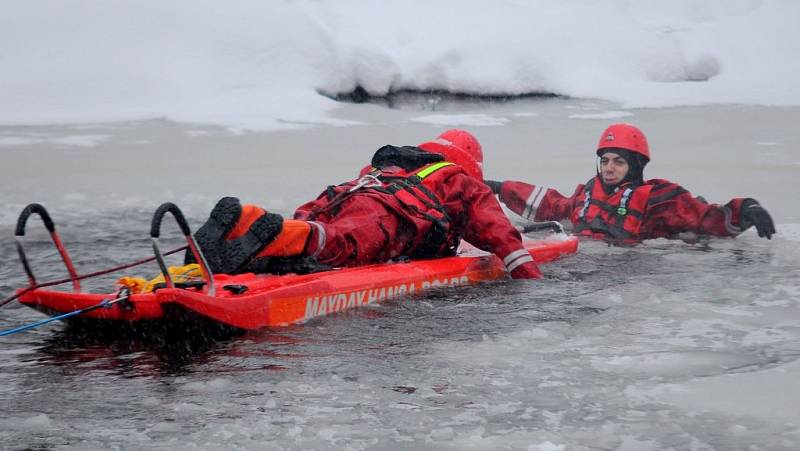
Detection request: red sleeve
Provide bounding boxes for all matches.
[641,181,750,238]
[698,197,750,236]
[498,180,580,222]
[439,172,542,279]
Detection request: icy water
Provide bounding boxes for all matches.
[1,98,800,450]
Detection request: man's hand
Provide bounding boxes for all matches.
[741,199,776,239]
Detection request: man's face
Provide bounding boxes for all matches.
[599,152,629,185]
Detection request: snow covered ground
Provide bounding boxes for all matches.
[2,1,799,130]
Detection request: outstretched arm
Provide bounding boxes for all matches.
[444,175,543,279]
[487,180,579,222]
[643,182,776,239]
[696,197,775,239]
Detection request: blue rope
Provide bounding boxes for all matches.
[0,293,129,337]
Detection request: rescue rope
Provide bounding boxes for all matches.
[0,289,131,337]
[0,245,187,309]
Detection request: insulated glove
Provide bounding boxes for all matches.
[485,180,503,194]
[741,199,776,239]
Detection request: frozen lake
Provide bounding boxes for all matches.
[1,98,800,450]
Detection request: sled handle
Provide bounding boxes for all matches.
[518,221,565,235]
[15,203,81,292]
[150,203,215,297]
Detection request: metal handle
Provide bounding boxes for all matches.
[518,221,565,235]
[150,202,215,296]
[15,203,80,291]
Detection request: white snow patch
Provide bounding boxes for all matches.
[528,441,566,451]
[20,413,53,430]
[63,193,88,202]
[149,421,182,433]
[50,134,110,147]
[591,351,762,377]
[642,358,800,420]
[0,136,38,147]
[180,377,232,391]
[568,111,634,120]
[0,134,109,147]
[411,114,510,127]
[2,1,800,130]
[778,224,800,243]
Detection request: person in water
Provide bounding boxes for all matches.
[486,123,775,243]
[189,129,543,279]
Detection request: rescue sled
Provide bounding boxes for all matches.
[5,203,578,333]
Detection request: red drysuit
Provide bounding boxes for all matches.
[294,151,541,278]
[495,177,755,243]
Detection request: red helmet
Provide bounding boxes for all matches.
[437,129,483,163]
[596,123,650,161]
[417,140,483,180]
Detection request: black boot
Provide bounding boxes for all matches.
[244,256,331,275]
[185,197,242,269]
[215,212,284,274]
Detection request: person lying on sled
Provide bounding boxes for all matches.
[188,129,542,279]
[486,123,775,244]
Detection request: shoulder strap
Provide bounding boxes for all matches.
[578,177,596,220]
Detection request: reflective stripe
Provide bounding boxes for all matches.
[307,221,326,258]
[503,248,531,267]
[506,253,534,272]
[579,184,592,219]
[617,188,633,215]
[416,161,454,179]
[523,185,545,220]
[620,188,632,208]
[722,206,744,235]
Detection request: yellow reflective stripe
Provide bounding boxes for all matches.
[416,162,454,179]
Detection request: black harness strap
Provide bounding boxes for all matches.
[576,178,647,240]
[647,186,688,205]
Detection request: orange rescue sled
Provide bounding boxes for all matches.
[10,203,578,332]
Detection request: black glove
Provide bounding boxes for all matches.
[741,199,776,239]
[485,180,503,194]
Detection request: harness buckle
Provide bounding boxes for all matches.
[349,173,383,192]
